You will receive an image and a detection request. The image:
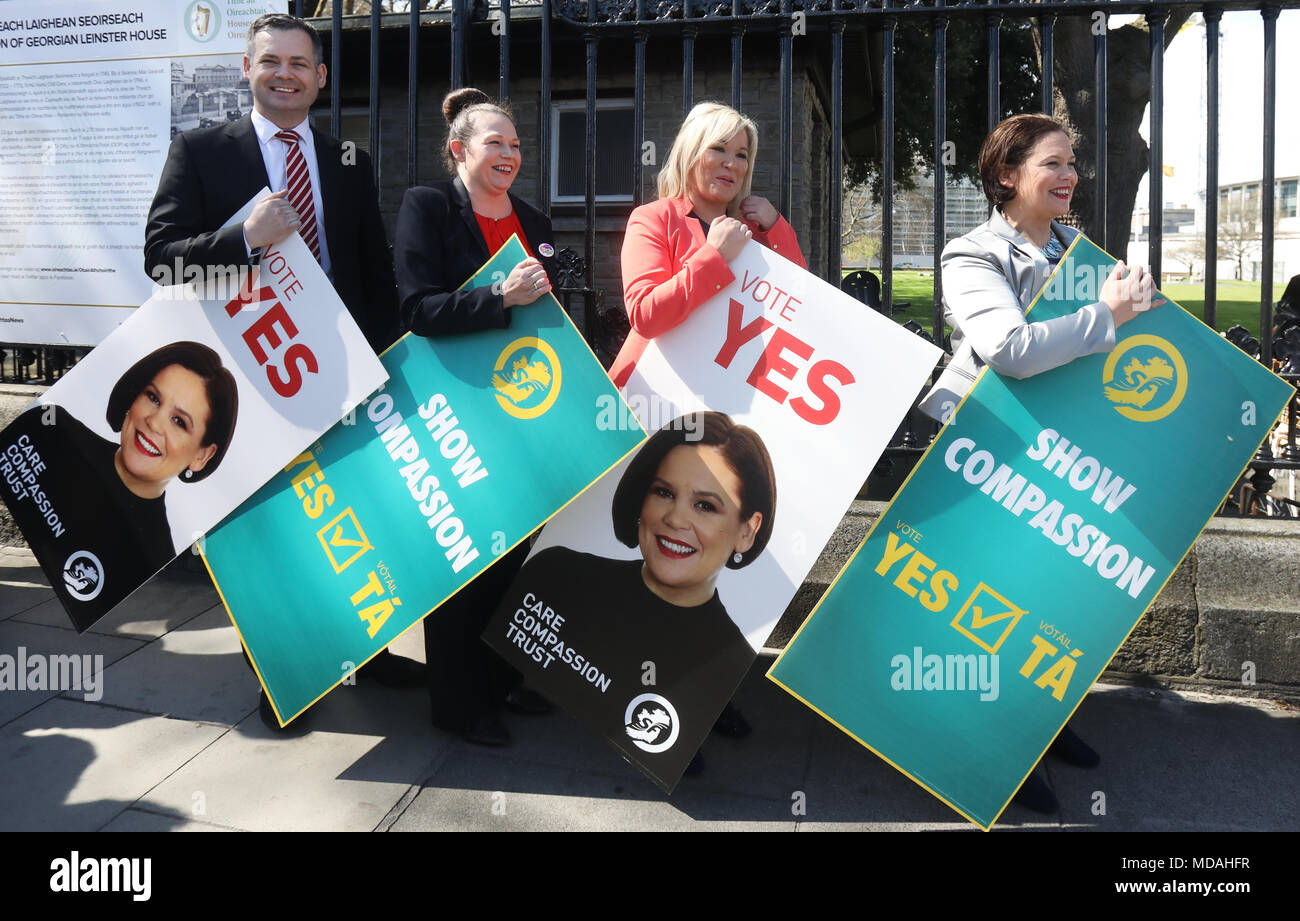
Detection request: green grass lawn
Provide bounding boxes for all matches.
[854,270,1270,339]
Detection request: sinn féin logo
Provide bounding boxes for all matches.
[1101,334,1187,422]
[185,1,220,42]
[63,551,105,602]
[492,337,562,420]
[624,693,680,753]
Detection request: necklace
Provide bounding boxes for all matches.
[1041,233,1064,259]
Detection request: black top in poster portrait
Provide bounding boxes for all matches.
[1,344,236,630]
[496,546,756,788]
[487,410,776,791]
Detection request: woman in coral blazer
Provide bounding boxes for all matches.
[609,102,805,761]
[611,102,806,388]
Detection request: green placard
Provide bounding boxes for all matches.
[203,237,646,723]
[769,235,1293,829]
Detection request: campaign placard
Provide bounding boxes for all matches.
[0,0,282,344]
[201,236,646,725]
[768,235,1294,829]
[0,190,387,631]
[484,241,943,791]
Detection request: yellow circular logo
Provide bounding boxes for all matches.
[492,337,562,420]
[1101,334,1187,422]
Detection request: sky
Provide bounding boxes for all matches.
[1132,9,1300,209]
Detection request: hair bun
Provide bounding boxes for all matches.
[443,87,492,125]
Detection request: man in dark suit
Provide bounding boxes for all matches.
[146,13,397,351]
[145,13,421,726]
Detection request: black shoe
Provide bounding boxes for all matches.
[504,687,555,716]
[1011,772,1058,814]
[684,751,705,775]
[1049,725,1101,768]
[463,712,512,747]
[258,691,309,736]
[364,649,426,689]
[712,703,752,739]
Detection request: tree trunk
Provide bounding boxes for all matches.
[1038,12,1192,254]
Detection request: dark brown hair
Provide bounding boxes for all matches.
[106,341,239,484]
[611,412,777,569]
[979,114,1070,206]
[442,87,516,176]
[245,13,322,68]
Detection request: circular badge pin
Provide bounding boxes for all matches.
[538,243,555,257]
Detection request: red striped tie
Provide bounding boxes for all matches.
[275,129,320,264]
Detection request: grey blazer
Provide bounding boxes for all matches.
[918,208,1115,421]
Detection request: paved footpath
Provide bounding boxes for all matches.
[1,547,1296,832]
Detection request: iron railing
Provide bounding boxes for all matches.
[8,0,1297,513]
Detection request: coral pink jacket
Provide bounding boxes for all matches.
[610,195,806,388]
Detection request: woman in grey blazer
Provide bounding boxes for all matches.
[920,114,1163,424]
[921,114,1164,814]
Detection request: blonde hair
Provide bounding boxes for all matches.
[657,102,758,217]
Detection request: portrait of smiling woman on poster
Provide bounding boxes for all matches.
[609,410,775,615]
[109,342,238,516]
[488,411,777,777]
[2,341,238,625]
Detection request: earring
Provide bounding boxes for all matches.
[732,552,743,564]
[181,468,194,482]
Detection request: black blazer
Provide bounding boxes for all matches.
[143,115,399,352]
[393,178,557,337]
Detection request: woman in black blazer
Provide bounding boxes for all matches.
[394,90,557,336]
[394,87,557,746]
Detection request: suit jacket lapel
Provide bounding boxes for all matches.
[988,207,1041,264]
[1051,220,1082,250]
[670,196,708,249]
[229,116,272,197]
[989,208,1082,258]
[452,177,490,263]
[511,196,542,248]
[313,131,343,267]
[510,194,558,280]
[989,206,1061,305]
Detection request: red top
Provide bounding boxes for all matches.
[611,196,806,388]
[475,211,534,259]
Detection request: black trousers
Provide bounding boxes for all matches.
[423,540,531,732]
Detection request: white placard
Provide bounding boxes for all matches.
[533,241,943,647]
[0,190,387,630]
